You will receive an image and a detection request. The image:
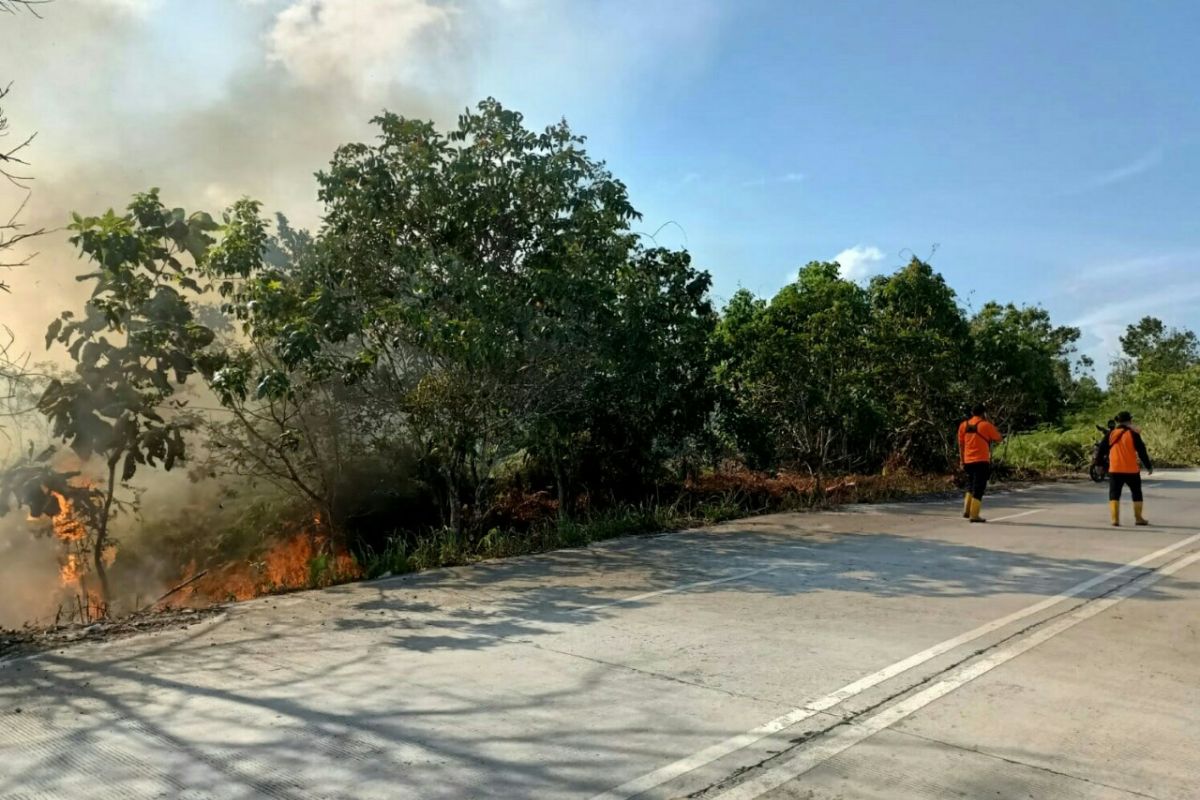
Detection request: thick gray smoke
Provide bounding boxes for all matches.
[0,0,474,625]
[0,0,477,353]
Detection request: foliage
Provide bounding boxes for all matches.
[199,98,715,538]
[1006,316,1200,472]
[1,190,220,607]
[1112,316,1199,386]
[967,302,1081,430]
[715,263,881,473]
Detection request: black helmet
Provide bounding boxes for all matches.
[1116,410,1133,423]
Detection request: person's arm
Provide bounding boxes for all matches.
[985,420,1003,444]
[1133,431,1154,473]
[957,423,966,465]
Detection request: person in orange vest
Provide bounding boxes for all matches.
[1107,410,1153,526]
[957,404,1003,522]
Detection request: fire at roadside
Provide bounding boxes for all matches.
[10,476,362,634]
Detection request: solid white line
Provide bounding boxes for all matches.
[714,546,1200,799]
[588,532,1200,800]
[571,567,776,613]
[988,509,1045,523]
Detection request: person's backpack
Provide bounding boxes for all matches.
[1095,427,1128,465]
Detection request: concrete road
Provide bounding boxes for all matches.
[2,473,1198,800]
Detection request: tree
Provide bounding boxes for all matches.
[1115,316,1199,381]
[571,247,715,498]
[0,1,51,15]
[712,288,774,468]
[207,99,715,533]
[714,263,880,475]
[968,303,1081,431]
[868,258,970,469]
[0,190,218,608]
[1,83,44,285]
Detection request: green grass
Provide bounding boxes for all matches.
[1000,425,1095,474]
[1003,409,1200,474]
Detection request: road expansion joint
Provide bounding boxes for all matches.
[522,639,789,707]
[887,727,1167,800]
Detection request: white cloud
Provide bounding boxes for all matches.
[265,0,456,93]
[832,244,886,281]
[1072,147,1164,193]
[743,171,804,188]
[1063,253,1200,377]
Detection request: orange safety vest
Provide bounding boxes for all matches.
[1108,427,1140,474]
[958,417,1002,464]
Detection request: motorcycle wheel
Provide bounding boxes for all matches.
[1088,463,1106,483]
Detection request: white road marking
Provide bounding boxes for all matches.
[713,545,1200,799]
[589,532,1200,800]
[988,509,1045,523]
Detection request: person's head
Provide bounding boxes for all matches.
[971,403,987,418]
[1106,418,1116,429]
[1116,410,1133,425]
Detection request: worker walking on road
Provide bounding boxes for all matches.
[958,404,1003,523]
[1106,411,1154,527]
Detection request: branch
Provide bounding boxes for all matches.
[0,1,52,17]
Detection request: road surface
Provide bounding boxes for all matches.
[2,473,1198,799]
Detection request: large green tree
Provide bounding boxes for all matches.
[715,262,880,474]
[868,258,970,469]
[1115,316,1199,381]
[204,99,715,532]
[968,303,1081,431]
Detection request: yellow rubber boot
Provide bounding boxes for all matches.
[962,492,973,519]
[1134,501,1149,526]
[1109,500,1120,527]
[969,498,986,523]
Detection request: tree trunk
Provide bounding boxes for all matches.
[554,458,569,522]
[94,458,118,615]
[446,449,466,536]
[548,437,571,522]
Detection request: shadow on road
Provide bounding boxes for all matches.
[2,480,1197,799]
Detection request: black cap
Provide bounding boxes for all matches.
[1116,410,1132,423]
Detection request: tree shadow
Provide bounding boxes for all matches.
[2,487,1197,798]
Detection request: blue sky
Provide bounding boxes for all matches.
[3,1,1198,373]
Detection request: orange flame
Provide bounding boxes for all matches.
[59,552,85,587]
[44,485,109,620]
[50,491,87,544]
[170,516,362,607]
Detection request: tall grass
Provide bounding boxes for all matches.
[1003,408,1200,474]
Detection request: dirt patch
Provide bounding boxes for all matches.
[0,606,224,662]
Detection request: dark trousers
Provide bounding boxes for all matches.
[1109,472,1143,502]
[965,461,991,499]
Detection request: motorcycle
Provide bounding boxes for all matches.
[1089,422,1113,483]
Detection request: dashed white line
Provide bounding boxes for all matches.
[712,545,1200,799]
[989,509,1045,523]
[589,532,1200,800]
